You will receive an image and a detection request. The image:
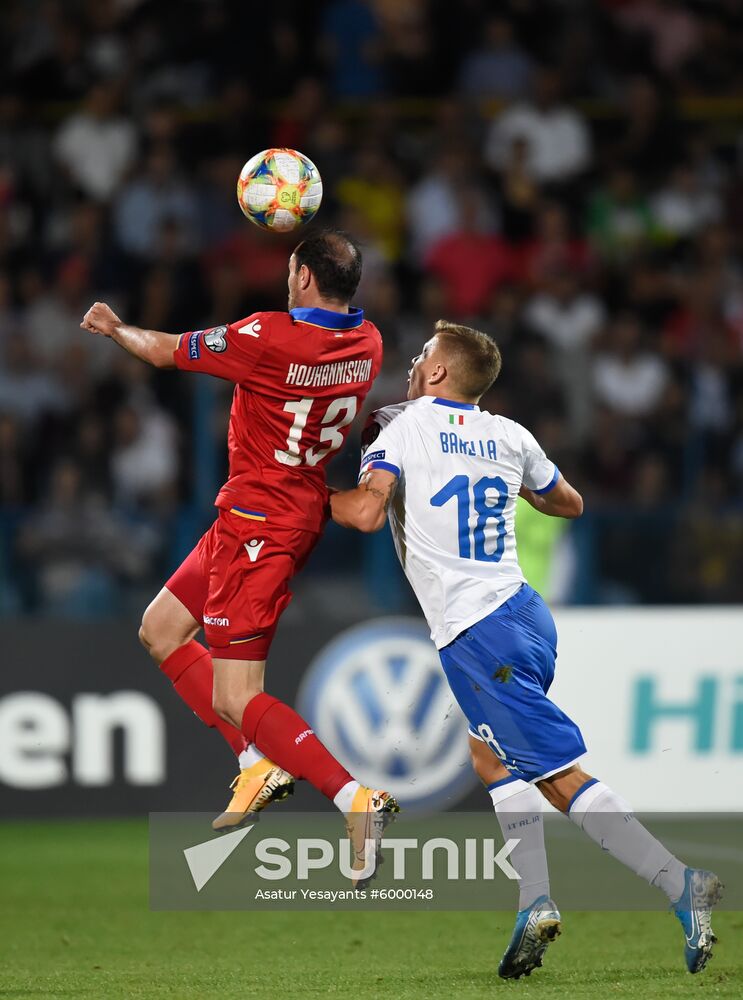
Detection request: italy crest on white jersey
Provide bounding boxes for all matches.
[359,396,559,648]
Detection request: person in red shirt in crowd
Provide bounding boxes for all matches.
[663,270,740,362]
[513,202,594,289]
[81,230,398,880]
[424,189,514,316]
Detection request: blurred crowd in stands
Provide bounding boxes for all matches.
[1,0,743,614]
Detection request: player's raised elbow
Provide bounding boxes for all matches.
[150,345,177,369]
[548,477,583,518]
[564,490,583,518]
[147,333,180,369]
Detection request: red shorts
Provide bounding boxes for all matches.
[165,508,320,660]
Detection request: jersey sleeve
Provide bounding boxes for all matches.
[521,427,560,494]
[173,314,270,383]
[359,408,405,481]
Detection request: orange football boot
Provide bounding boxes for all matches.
[345,786,400,888]
[212,758,294,831]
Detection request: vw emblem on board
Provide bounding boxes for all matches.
[297,618,476,811]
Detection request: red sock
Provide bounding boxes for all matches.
[160,640,246,757]
[242,693,352,800]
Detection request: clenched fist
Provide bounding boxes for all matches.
[81,301,121,338]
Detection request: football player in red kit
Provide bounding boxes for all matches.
[81,230,397,878]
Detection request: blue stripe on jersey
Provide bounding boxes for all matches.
[230,505,268,521]
[290,306,364,330]
[432,397,477,410]
[360,460,401,478]
[533,465,560,494]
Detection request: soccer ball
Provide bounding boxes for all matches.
[237,148,323,232]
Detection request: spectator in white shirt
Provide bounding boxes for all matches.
[651,164,721,242]
[113,143,200,259]
[593,313,670,418]
[485,67,592,185]
[406,148,497,264]
[524,270,606,353]
[524,270,607,437]
[53,81,137,202]
[111,403,179,510]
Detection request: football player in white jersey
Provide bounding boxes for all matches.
[330,320,722,979]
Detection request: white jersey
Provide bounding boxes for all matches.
[360,396,558,648]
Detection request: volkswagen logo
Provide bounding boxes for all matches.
[297,618,476,811]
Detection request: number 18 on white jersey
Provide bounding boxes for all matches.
[359,396,559,649]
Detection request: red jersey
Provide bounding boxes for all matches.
[174,306,383,533]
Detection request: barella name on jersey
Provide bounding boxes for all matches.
[440,431,498,460]
[285,358,373,388]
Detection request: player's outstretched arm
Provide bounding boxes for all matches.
[519,475,583,519]
[81,301,179,369]
[330,469,398,533]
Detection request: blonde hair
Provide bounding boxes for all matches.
[433,320,502,398]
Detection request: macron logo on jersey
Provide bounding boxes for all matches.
[238,320,262,337]
[285,358,373,388]
[244,539,265,562]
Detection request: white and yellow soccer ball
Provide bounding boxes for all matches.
[237,148,323,232]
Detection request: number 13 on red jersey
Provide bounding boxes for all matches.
[275,396,358,467]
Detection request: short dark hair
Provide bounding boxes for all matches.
[292,229,362,303]
[434,320,502,398]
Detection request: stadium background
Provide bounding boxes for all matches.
[3,0,743,621]
[1,2,742,997]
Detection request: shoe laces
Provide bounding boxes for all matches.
[229,770,256,793]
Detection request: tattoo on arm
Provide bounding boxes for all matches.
[363,480,395,514]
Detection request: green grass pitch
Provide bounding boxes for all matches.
[2,820,741,999]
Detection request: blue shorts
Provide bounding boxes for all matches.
[439,584,586,782]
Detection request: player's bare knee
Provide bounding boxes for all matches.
[139,617,176,664]
[138,615,166,661]
[217,688,259,722]
[138,622,151,652]
[244,685,264,705]
[140,601,159,647]
[142,627,190,665]
[211,691,243,730]
[212,700,236,727]
[211,690,231,723]
[140,601,198,664]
